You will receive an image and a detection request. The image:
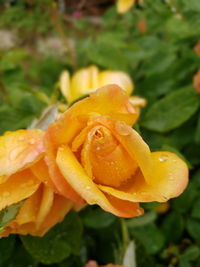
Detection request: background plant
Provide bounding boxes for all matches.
[0,0,200,266]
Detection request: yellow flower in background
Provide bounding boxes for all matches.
[60,65,134,103]
[59,65,146,115]
[117,0,135,13]
[116,0,144,14]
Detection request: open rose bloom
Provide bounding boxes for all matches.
[45,85,188,218]
[0,85,188,236]
[0,130,76,236]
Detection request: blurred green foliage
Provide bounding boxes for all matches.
[0,0,200,266]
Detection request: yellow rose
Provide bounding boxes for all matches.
[0,130,77,236]
[60,65,134,103]
[44,85,188,218]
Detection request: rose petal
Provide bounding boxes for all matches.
[89,116,153,184]
[99,151,188,202]
[0,129,44,178]
[70,65,99,103]
[98,70,134,95]
[36,186,54,229]
[56,145,143,217]
[46,85,137,147]
[0,169,40,210]
[44,130,85,203]
[30,159,57,191]
[37,194,73,236]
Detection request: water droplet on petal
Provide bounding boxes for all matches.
[86,186,91,190]
[159,155,168,162]
[115,121,130,136]
[18,136,25,141]
[29,138,35,145]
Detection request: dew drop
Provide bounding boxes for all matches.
[115,121,130,136]
[159,155,168,162]
[18,136,25,141]
[86,186,91,190]
[29,138,35,145]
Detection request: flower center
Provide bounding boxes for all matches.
[88,126,137,187]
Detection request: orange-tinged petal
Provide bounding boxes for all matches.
[37,194,73,236]
[36,186,54,229]
[81,125,137,187]
[1,186,73,237]
[16,185,43,225]
[117,0,135,13]
[44,130,85,203]
[89,116,153,184]
[46,85,137,147]
[98,71,134,96]
[56,145,143,217]
[0,129,44,178]
[99,152,188,203]
[30,159,58,191]
[0,169,40,210]
[150,151,189,199]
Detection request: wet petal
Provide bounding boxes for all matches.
[56,145,143,217]
[46,85,138,148]
[150,151,189,200]
[82,125,137,187]
[36,186,54,229]
[0,169,40,210]
[44,130,85,203]
[99,152,188,202]
[0,129,44,178]
[89,116,153,184]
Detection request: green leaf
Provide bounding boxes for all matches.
[0,201,24,232]
[1,243,37,267]
[181,245,200,261]
[81,207,116,229]
[186,218,200,245]
[21,211,83,264]
[161,211,184,243]
[126,212,157,228]
[195,114,200,144]
[191,197,200,219]
[0,236,16,265]
[142,87,199,133]
[130,223,165,255]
